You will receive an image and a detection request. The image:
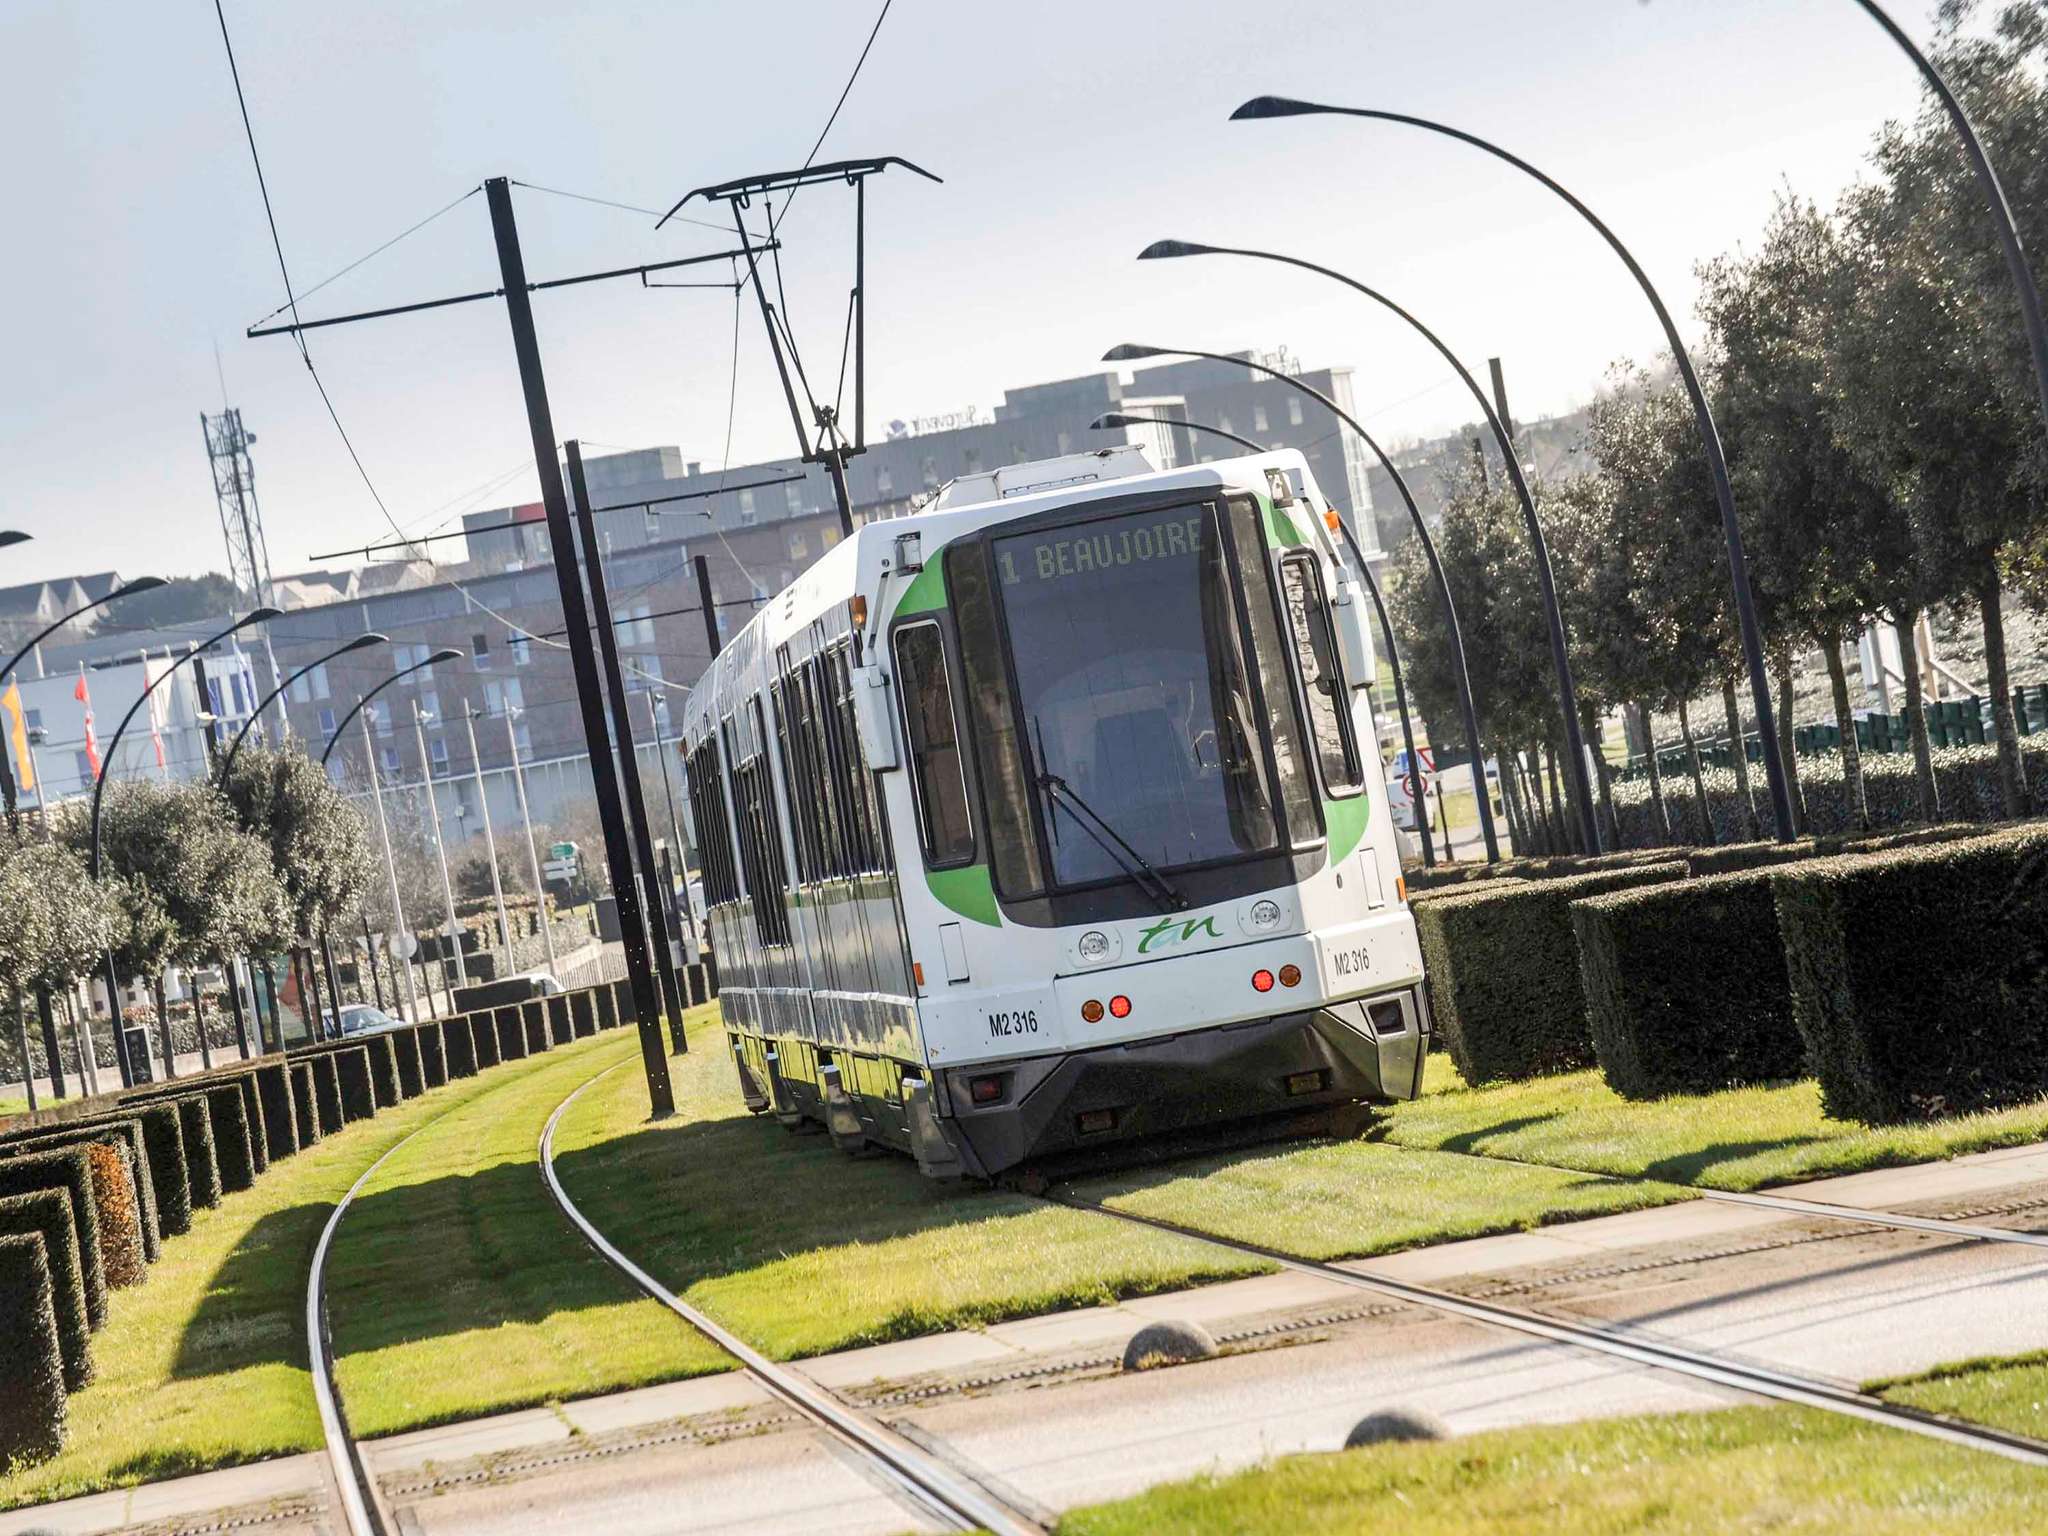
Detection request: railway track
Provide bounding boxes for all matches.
[538,1067,1048,1536]
[1047,1187,2048,1469]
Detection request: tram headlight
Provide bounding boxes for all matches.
[1078,929,1111,962]
[1248,899,1282,933]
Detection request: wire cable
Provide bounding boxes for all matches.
[250,185,483,329]
[772,0,894,235]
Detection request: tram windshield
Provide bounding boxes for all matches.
[951,499,1313,897]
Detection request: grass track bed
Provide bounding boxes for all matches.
[1381,1056,2048,1191]
[550,1009,1265,1359]
[1055,1402,2048,1535]
[1873,1348,2048,1440]
[0,1039,617,1512]
[326,1030,729,1438]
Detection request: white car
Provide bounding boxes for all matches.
[333,1004,404,1038]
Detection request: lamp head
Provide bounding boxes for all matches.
[428,647,462,665]
[1137,239,1213,261]
[0,531,28,550]
[243,607,283,624]
[1090,412,1135,431]
[1103,344,1168,362]
[346,632,389,653]
[1230,95,1324,121]
[112,576,168,600]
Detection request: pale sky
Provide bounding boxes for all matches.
[0,1,1967,587]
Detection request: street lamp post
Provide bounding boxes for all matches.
[217,631,388,780]
[1093,408,1440,866]
[463,706,513,970]
[411,701,467,992]
[1133,240,1596,852]
[643,689,702,960]
[1231,96,1795,843]
[503,707,557,978]
[89,606,279,1085]
[2,576,168,830]
[1103,344,1502,862]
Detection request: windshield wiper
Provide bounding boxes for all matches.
[1037,772,1187,912]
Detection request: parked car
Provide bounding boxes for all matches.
[332,1004,404,1039]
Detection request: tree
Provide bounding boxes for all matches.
[218,746,376,944]
[0,830,118,1091]
[99,573,246,631]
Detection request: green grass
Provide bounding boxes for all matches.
[327,1030,730,1437]
[1068,1137,1688,1261]
[1381,1054,2048,1191]
[0,1039,622,1512]
[1054,1404,2047,1535]
[1873,1349,2048,1440]
[0,1095,26,1119]
[549,1008,1267,1359]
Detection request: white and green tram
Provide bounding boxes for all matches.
[677,445,1428,1178]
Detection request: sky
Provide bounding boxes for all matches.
[0,0,1974,589]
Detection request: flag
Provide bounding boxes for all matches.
[75,667,101,780]
[0,682,31,794]
[144,651,166,773]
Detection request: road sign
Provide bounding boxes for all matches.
[543,857,578,883]
[549,841,577,860]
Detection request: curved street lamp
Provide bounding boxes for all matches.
[1094,407,1440,864]
[1136,238,1595,853]
[1105,343,1501,862]
[318,649,462,767]
[218,632,388,780]
[88,606,280,1083]
[1849,0,2048,434]
[1231,96,1793,843]
[0,532,28,552]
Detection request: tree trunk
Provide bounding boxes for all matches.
[10,986,36,1113]
[1775,655,1804,837]
[66,995,97,1098]
[1638,702,1673,844]
[1894,608,1941,821]
[1821,631,1869,831]
[152,977,176,1080]
[1677,696,1716,845]
[1543,742,1569,853]
[302,945,328,1042]
[260,961,281,1052]
[193,976,214,1071]
[1496,744,1528,853]
[1587,708,1620,853]
[36,989,64,1100]
[1979,577,2031,818]
[1721,674,1762,841]
[221,957,251,1060]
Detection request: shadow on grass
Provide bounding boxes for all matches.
[1640,1136,1829,1185]
[1431,1113,1564,1156]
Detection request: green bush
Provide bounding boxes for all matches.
[251,1061,298,1162]
[496,1007,528,1062]
[1775,825,2048,1123]
[439,1016,476,1079]
[569,992,596,1038]
[0,1190,90,1389]
[201,1085,257,1194]
[82,1140,146,1288]
[546,996,573,1046]
[334,1047,376,1122]
[0,1148,104,1328]
[521,1000,549,1054]
[391,1028,425,1097]
[231,1073,269,1177]
[172,1096,221,1211]
[1415,862,1689,1083]
[3,1118,160,1263]
[310,1053,344,1136]
[363,1034,402,1108]
[290,1062,322,1147]
[471,1013,501,1070]
[128,1102,191,1237]
[595,986,620,1031]
[0,1232,67,1470]
[1402,861,1522,894]
[1572,868,1811,1099]
[415,1022,448,1087]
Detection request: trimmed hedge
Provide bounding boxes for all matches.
[4,1119,160,1263]
[391,1027,425,1097]
[0,1148,104,1328]
[569,992,596,1038]
[1776,825,2048,1123]
[310,1053,344,1135]
[232,1073,269,1176]
[363,1034,402,1108]
[546,995,573,1046]
[1416,861,1689,1083]
[173,1096,222,1211]
[252,1061,299,1162]
[201,1085,257,1195]
[521,1000,549,1054]
[595,986,619,1032]
[494,1007,526,1062]
[1573,867,1810,1100]
[0,1190,91,1389]
[0,1232,67,1470]
[334,1047,376,1122]
[611,979,637,1027]
[83,1141,146,1288]
[471,1012,501,1070]
[415,1022,448,1087]
[441,1016,477,1078]
[129,1102,192,1238]
[290,1062,322,1147]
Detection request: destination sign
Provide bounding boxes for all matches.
[996,509,1206,588]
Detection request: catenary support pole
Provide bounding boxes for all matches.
[694,555,722,659]
[362,709,422,1022]
[464,708,513,969]
[505,710,558,979]
[486,178,672,1115]
[413,701,468,988]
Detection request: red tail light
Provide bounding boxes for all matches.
[1108,994,1131,1018]
[1252,969,1276,993]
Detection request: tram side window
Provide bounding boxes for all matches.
[799,658,847,878]
[772,670,826,883]
[1278,555,1362,794]
[892,622,976,867]
[1227,498,1321,845]
[685,734,740,907]
[731,701,794,947]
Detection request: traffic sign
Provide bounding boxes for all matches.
[549,841,577,860]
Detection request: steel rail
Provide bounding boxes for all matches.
[539,1070,1046,1536]
[1051,1192,2048,1469]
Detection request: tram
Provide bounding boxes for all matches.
[677,445,1429,1178]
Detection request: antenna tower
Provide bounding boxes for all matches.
[201,407,274,604]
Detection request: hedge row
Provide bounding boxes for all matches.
[0,1233,66,1472]
[0,1190,90,1389]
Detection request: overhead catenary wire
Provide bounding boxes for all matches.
[250,185,483,329]
[771,0,895,236]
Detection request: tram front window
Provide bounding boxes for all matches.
[985,502,1284,889]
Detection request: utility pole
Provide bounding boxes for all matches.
[693,555,722,660]
[485,178,673,1113]
[567,441,690,1050]
[504,709,557,978]
[645,688,700,961]
[412,700,467,988]
[464,706,513,969]
[363,707,421,1021]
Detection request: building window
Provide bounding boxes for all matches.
[471,633,491,668]
[380,745,400,776]
[786,482,802,512]
[646,507,662,536]
[513,719,532,756]
[964,447,982,474]
[393,643,432,679]
[876,465,893,494]
[613,603,654,645]
[787,528,808,560]
[634,656,663,683]
[430,737,449,775]
[23,707,40,731]
[317,706,337,736]
[419,688,440,723]
[510,635,531,666]
[1254,403,1269,433]
[372,702,393,736]
[823,527,840,549]
[921,456,938,488]
[1287,396,1304,426]
[73,750,93,784]
[1217,415,1233,436]
[291,663,331,703]
[738,488,756,523]
[1055,431,1071,455]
